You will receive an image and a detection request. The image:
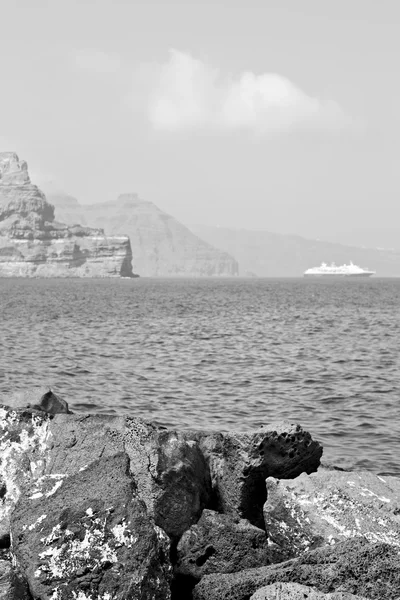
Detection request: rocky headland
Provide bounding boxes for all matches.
[47,192,239,277]
[0,153,135,277]
[0,390,399,599]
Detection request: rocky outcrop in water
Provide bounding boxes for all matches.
[48,191,239,277]
[0,397,399,599]
[0,153,135,277]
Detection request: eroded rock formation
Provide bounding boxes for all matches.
[0,153,135,277]
[48,191,239,277]
[1,397,399,599]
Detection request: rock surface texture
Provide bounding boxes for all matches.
[1,398,399,599]
[175,509,270,581]
[193,538,400,600]
[0,153,134,277]
[0,559,31,600]
[249,583,368,599]
[11,453,172,600]
[48,191,239,277]
[263,468,400,561]
[187,423,323,529]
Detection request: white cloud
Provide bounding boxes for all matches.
[72,49,121,74]
[145,50,351,135]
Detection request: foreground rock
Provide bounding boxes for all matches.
[193,538,400,600]
[11,452,171,599]
[263,467,400,561]
[0,152,135,277]
[0,399,338,599]
[176,509,270,581]
[46,413,212,542]
[3,387,71,415]
[123,419,212,542]
[0,406,50,547]
[0,560,31,600]
[250,583,368,599]
[48,191,239,277]
[187,423,323,528]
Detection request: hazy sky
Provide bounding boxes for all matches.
[1,0,400,244]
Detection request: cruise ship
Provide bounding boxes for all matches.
[304,262,376,277]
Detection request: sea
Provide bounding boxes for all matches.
[1,277,399,476]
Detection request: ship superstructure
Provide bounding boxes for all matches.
[304,261,375,277]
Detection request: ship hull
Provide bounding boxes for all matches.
[304,272,374,278]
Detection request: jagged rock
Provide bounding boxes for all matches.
[2,388,71,415]
[0,560,31,600]
[0,152,30,186]
[186,422,323,529]
[45,414,211,541]
[0,405,51,547]
[11,453,172,600]
[250,583,368,599]
[0,153,135,277]
[120,418,212,541]
[193,538,400,600]
[263,468,400,562]
[48,191,239,276]
[175,509,270,582]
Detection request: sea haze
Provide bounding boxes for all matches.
[0,278,399,476]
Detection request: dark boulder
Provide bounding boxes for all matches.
[193,538,400,600]
[187,421,323,529]
[176,509,270,582]
[1,388,71,415]
[0,560,31,600]
[11,452,172,600]
[124,418,212,541]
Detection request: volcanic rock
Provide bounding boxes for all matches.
[250,583,368,600]
[263,468,400,561]
[48,191,239,277]
[3,387,71,415]
[0,153,134,277]
[42,413,212,542]
[0,560,31,600]
[175,509,270,582]
[0,405,51,547]
[186,422,323,529]
[193,538,400,600]
[119,418,212,542]
[11,452,172,600]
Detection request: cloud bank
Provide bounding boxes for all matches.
[146,50,350,135]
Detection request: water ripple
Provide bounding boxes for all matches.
[0,277,399,475]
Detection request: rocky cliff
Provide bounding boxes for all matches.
[47,192,238,277]
[0,153,134,277]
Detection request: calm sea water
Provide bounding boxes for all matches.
[1,277,399,476]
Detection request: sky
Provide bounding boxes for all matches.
[1,0,400,246]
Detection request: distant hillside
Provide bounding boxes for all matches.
[189,225,400,277]
[48,193,238,277]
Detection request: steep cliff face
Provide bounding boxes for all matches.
[48,192,238,277]
[0,153,134,277]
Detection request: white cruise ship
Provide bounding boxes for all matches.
[304,261,376,277]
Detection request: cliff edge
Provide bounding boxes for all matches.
[48,192,239,277]
[0,153,134,277]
